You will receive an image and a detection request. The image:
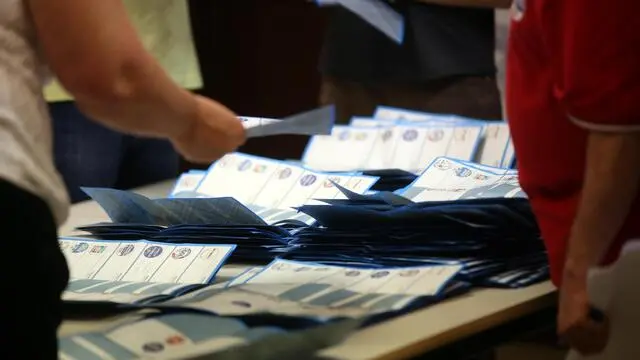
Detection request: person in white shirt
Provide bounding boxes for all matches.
[0,1,244,357]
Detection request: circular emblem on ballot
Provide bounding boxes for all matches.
[427,129,444,142]
[71,242,89,253]
[454,167,472,178]
[118,244,135,256]
[300,174,317,187]
[144,245,163,258]
[403,129,418,142]
[434,159,451,171]
[237,159,252,172]
[172,248,191,259]
[279,168,292,180]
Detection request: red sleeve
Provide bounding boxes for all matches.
[561,0,640,130]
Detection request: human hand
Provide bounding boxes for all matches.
[171,95,246,163]
[558,267,609,355]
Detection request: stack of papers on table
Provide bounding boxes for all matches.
[302,106,515,173]
[59,312,360,360]
[77,224,293,263]
[59,237,234,304]
[289,158,547,289]
[79,156,547,288]
[62,104,550,360]
[83,153,381,227]
[160,259,467,321]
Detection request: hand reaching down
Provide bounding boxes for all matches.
[171,95,246,164]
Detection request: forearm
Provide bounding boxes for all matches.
[72,59,198,139]
[414,0,511,8]
[29,0,198,139]
[564,131,640,279]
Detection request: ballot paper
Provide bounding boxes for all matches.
[59,237,235,304]
[58,312,361,360]
[302,123,483,173]
[161,259,463,320]
[195,153,379,210]
[82,187,269,226]
[315,0,405,44]
[170,170,206,197]
[399,157,524,202]
[566,242,640,360]
[243,105,335,138]
[370,106,514,168]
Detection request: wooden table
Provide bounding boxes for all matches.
[59,181,557,360]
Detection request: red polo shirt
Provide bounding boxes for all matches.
[506,0,640,286]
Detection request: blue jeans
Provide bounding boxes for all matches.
[50,101,180,203]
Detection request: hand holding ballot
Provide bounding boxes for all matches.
[171,95,246,164]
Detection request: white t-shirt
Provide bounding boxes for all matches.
[0,0,69,225]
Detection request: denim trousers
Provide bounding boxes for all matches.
[50,101,180,202]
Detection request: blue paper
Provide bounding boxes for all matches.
[244,105,335,138]
[316,0,405,44]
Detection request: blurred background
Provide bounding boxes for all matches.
[185,2,510,169]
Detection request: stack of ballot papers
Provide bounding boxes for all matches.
[77,154,380,262]
[58,312,361,360]
[77,223,293,263]
[58,244,469,359]
[158,259,468,321]
[60,102,555,359]
[59,237,235,304]
[83,153,380,227]
[302,106,515,173]
[289,158,548,288]
[77,157,549,288]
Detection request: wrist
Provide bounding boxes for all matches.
[563,257,590,284]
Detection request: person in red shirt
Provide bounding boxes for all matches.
[417,0,638,354]
[506,0,640,355]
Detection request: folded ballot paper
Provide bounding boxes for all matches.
[315,0,405,44]
[302,106,515,173]
[242,105,335,138]
[156,259,467,321]
[83,155,379,227]
[59,237,235,304]
[58,312,362,360]
[57,258,468,359]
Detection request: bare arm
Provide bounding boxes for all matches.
[558,0,640,281]
[414,0,512,8]
[564,131,640,280]
[28,0,198,139]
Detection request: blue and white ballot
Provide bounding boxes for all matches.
[243,105,335,138]
[399,157,525,202]
[59,237,234,304]
[315,0,405,44]
[370,106,514,169]
[302,123,483,173]
[195,153,379,209]
[161,259,463,319]
[58,312,360,360]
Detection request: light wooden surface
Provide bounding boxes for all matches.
[59,180,557,360]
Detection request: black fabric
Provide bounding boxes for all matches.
[320,3,496,84]
[0,180,68,359]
